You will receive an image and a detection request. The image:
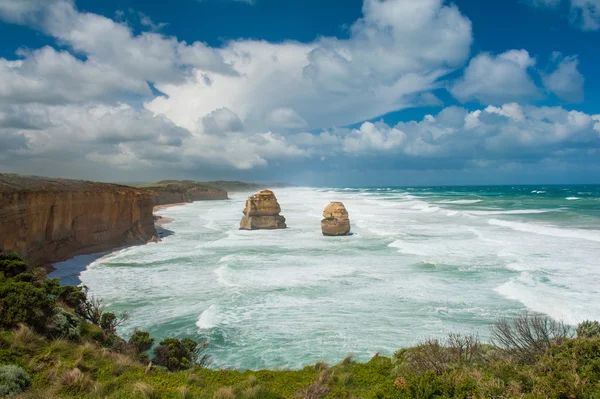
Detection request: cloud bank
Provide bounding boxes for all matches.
[0,0,597,184]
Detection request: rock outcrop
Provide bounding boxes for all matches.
[137,181,228,206]
[240,190,287,230]
[0,173,157,268]
[321,202,351,236]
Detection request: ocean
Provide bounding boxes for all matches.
[72,186,600,370]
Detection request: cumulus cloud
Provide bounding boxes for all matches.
[542,54,585,102]
[146,0,473,132]
[0,46,151,104]
[297,104,600,167]
[451,50,540,104]
[526,0,600,30]
[0,0,597,183]
[264,108,308,129]
[0,0,237,97]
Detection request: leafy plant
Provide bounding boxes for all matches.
[0,253,28,279]
[0,365,31,397]
[576,320,600,338]
[0,280,55,331]
[129,329,155,354]
[153,338,207,371]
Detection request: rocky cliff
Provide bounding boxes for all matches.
[135,181,229,205]
[0,174,157,268]
[240,190,287,230]
[321,202,351,236]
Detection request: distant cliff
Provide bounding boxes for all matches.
[134,181,229,205]
[0,174,156,268]
[204,180,295,192]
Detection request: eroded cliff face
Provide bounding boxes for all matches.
[0,174,156,268]
[240,190,287,230]
[143,183,229,206]
[321,202,351,236]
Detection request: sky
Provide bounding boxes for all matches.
[0,0,599,186]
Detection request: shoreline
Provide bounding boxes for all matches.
[154,203,187,228]
[50,202,188,285]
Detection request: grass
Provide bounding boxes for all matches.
[1,326,600,398]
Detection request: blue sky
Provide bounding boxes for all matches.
[0,0,599,185]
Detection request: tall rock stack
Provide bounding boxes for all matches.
[240,190,287,230]
[321,202,351,236]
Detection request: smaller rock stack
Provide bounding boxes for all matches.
[240,190,287,230]
[321,202,351,236]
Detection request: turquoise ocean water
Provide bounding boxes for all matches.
[66,186,600,370]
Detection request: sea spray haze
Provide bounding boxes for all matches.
[75,185,600,370]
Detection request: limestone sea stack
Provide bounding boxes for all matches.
[240,190,287,230]
[321,202,351,236]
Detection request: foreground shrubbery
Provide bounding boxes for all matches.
[2,252,600,398]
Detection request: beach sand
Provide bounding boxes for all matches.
[154,203,186,227]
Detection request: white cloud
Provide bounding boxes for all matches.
[289,104,600,166]
[451,50,540,104]
[146,0,473,132]
[593,115,600,133]
[0,0,597,182]
[0,46,151,104]
[526,0,600,30]
[264,108,308,129]
[542,54,585,102]
[0,0,237,93]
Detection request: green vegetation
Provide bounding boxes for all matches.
[2,252,600,398]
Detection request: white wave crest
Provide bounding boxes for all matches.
[196,305,220,329]
[438,199,483,205]
[488,219,600,243]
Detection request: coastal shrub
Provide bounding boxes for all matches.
[393,334,483,377]
[57,285,87,309]
[153,338,205,371]
[577,320,600,338]
[46,308,81,340]
[0,253,28,279]
[75,292,106,325]
[0,280,55,331]
[129,329,155,354]
[491,313,572,363]
[100,312,130,335]
[0,365,31,397]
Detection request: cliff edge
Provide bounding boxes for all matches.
[133,181,229,205]
[0,173,157,268]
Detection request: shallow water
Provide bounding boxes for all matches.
[75,186,600,370]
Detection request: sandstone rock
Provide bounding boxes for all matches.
[148,235,162,244]
[142,181,228,206]
[0,173,157,268]
[240,190,287,230]
[321,202,351,236]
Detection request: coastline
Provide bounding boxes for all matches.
[153,202,187,228]
[49,202,188,285]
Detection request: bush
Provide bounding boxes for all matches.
[0,253,28,279]
[577,320,600,338]
[46,308,81,340]
[153,338,204,371]
[129,330,154,354]
[0,280,55,331]
[491,313,572,363]
[393,333,482,376]
[57,285,87,309]
[0,365,31,397]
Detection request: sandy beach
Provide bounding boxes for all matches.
[153,203,187,227]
